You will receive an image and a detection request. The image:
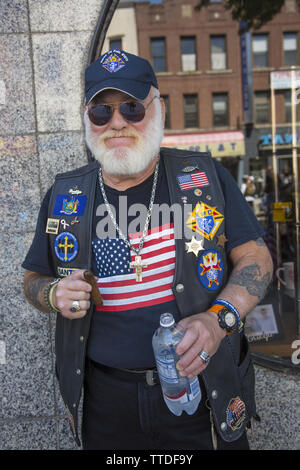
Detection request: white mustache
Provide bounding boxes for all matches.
[101,131,140,141]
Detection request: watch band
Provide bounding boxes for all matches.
[207,304,225,315]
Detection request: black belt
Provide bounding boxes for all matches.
[90,360,159,386]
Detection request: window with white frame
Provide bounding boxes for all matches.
[181,37,196,72]
[212,93,229,127]
[253,34,269,68]
[283,32,298,66]
[210,35,226,70]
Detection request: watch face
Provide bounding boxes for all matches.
[224,312,236,328]
[218,307,237,332]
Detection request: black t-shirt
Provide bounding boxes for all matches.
[22,158,264,368]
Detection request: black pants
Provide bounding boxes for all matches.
[82,359,249,450]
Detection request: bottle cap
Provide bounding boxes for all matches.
[160,313,175,328]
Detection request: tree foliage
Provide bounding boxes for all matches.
[195,0,286,33]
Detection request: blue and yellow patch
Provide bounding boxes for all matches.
[186,201,224,240]
[102,52,126,73]
[54,232,78,263]
[52,194,87,217]
[197,248,223,291]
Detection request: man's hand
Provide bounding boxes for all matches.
[175,312,226,377]
[53,269,92,319]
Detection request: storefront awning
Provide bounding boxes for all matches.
[162,130,245,157]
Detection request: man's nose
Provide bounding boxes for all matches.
[109,106,128,129]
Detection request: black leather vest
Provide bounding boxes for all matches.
[47,148,256,446]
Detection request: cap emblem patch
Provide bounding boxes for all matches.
[102,52,126,73]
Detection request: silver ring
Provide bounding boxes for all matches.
[199,350,210,364]
[70,300,81,313]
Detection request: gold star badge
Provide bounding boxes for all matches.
[185,236,204,257]
[217,232,228,248]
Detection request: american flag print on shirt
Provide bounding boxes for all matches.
[177,171,209,191]
[92,223,175,312]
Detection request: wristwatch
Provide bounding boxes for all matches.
[208,303,239,334]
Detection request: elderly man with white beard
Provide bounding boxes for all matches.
[22,50,273,450]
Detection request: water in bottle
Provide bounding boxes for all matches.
[152,312,201,416]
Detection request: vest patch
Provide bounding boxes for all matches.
[226,397,246,431]
[52,194,87,217]
[177,171,209,191]
[197,248,224,290]
[185,201,224,240]
[54,232,79,263]
[46,218,59,235]
[57,267,80,277]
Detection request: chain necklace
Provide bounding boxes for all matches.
[98,159,160,282]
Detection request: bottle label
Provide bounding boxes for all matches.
[156,351,179,384]
[189,377,201,398]
[164,377,200,403]
[165,387,188,403]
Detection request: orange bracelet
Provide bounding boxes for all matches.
[207,304,225,315]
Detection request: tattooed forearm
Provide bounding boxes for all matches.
[23,272,54,312]
[228,264,271,301]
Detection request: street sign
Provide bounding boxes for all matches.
[270,70,300,89]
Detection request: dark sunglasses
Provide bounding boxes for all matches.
[87,96,158,126]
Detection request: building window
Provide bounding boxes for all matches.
[181,37,196,72]
[161,95,171,129]
[184,94,198,128]
[109,38,122,51]
[151,38,166,72]
[255,91,270,124]
[283,32,298,66]
[252,34,268,68]
[210,35,226,70]
[212,93,229,127]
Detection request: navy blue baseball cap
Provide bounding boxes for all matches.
[85,50,158,105]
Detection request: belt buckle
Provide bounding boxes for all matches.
[146,370,156,386]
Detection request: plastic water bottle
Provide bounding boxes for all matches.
[152,312,201,416]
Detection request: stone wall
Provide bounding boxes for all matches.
[0,0,299,450]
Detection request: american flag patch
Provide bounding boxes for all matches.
[177,171,209,191]
[93,223,175,312]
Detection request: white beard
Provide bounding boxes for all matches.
[84,98,164,176]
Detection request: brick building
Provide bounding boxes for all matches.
[133,0,300,179]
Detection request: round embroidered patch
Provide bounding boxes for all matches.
[197,248,224,290]
[54,232,78,263]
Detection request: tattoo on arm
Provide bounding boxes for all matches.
[228,264,271,302]
[24,273,53,312]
